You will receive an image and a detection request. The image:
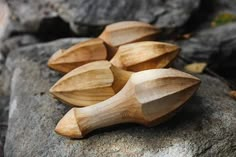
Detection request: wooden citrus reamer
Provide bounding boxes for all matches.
[47,21,160,73]
[99,21,160,57]
[50,41,180,107]
[55,68,200,138]
[50,60,131,106]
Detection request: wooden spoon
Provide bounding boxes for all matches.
[55,68,200,138]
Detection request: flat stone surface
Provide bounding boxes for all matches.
[4,38,236,157]
[6,0,200,35]
[0,35,38,98]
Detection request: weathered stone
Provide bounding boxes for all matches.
[0,62,9,157]
[178,22,236,74]
[6,0,200,35]
[0,35,38,98]
[213,0,236,16]
[0,35,39,56]
[0,142,3,157]
[6,0,58,32]
[0,0,10,40]
[0,35,39,157]
[4,38,236,157]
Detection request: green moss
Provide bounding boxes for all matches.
[211,13,236,27]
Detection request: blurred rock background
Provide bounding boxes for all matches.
[0,0,236,156]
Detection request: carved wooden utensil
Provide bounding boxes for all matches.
[110,41,180,72]
[47,38,107,73]
[99,21,160,57]
[50,60,132,107]
[48,21,160,73]
[50,41,181,107]
[55,68,200,138]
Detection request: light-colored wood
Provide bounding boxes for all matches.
[110,41,180,71]
[48,40,179,74]
[50,61,132,107]
[50,41,180,106]
[47,38,107,73]
[50,43,180,107]
[99,21,160,57]
[55,68,200,138]
[48,21,161,73]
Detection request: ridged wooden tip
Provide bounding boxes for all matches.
[49,60,117,107]
[47,49,64,71]
[55,108,82,138]
[110,41,180,71]
[47,38,107,73]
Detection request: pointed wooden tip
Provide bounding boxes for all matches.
[55,108,82,138]
[47,49,66,72]
[111,41,180,71]
[47,38,107,73]
[49,85,54,95]
[49,61,117,107]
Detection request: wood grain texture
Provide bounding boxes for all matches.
[47,38,107,73]
[48,21,162,73]
[99,21,160,57]
[49,41,180,107]
[110,41,180,71]
[50,61,132,106]
[48,39,179,74]
[55,68,200,138]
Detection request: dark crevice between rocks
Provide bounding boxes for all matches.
[8,17,78,42]
[71,22,105,37]
[34,17,78,42]
[7,17,80,43]
[182,0,217,34]
[209,38,236,82]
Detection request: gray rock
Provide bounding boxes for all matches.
[4,38,236,156]
[214,0,236,15]
[0,35,38,98]
[6,0,58,33]
[0,35,39,157]
[0,34,39,101]
[6,0,200,35]
[0,142,3,157]
[178,22,236,72]
[0,35,39,56]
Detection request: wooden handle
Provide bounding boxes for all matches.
[74,87,143,137]
[55,68,200,138]
[55,79,144,138]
